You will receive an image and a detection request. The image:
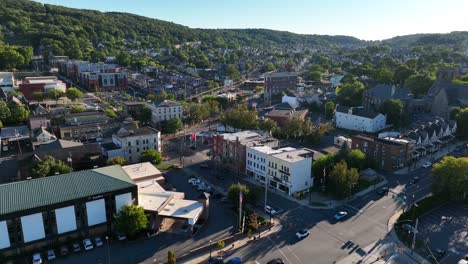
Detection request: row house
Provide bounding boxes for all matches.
[402,118,457,159]
[246,145,314,196]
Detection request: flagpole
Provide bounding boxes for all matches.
[239,188,243,232]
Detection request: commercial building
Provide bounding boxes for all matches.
[0,165,137,255]
[58,111,120,142]
[212,131,279,175]
[335,105,386,133]
[18,76,66,100]
[102,126,161,163]
[147,100,183,125]
[263,71,297,104]
[247,144,314,196]
[351,135,415,171]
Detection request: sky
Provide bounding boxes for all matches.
[36,0,468,40]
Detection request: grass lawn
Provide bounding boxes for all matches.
[156,163,176,170]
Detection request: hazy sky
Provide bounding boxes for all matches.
[36,0,468,40]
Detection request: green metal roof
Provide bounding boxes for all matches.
[0,165,136,216]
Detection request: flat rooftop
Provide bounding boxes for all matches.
[122,162,162,182]
[271,148,313,163]
[158,199,204,222]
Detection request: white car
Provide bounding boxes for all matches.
[83,238,94,250]
[422,161,432,168]
[32,253,42,264]
[264,205,277,215]
[47,250,56,261]
[295,229,310,239]
[334,211,348,220]
[94,237,103,247]
[117,233,127,241]
[188,178,199,184]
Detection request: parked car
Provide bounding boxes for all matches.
[334,211,348,220]
[409,177,420,184]
[265,205,278,215]
[267,259,284,264]
[225,257,242,264]
[83,238,94,250]
[433,248,446,258]
[295,229,310,239]
[422,161,432,168]
[199,164,210,169]
[206,256,224,264]
[117,233,127,241]
[47,250,56,261]
[60,245,69,256]
[32,253,42,264]
[72,243,81,253]
[94,237,103,247]
[188,178,200,185]
[376,187,389,195]
[402,224,418,233]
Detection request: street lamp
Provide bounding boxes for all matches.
[105,236,111,264]
[209,239,212,258]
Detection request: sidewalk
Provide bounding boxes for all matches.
[394,141,462,175]
[181,221,282,264]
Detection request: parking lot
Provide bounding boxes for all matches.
[417,204,468,263]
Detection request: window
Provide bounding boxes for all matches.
[128,142,131,147]
[128,149,132,154]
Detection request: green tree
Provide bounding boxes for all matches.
[70,105,86,113]
[216,240,225,249]
[380,99,403,127]
[168,250,176,264]
[328,160,359,199]
[221,104,258,130]
[31,155,73,178]
[431,156,468,201]
[341,73,356,84]
[404,74,435,96]
[225,64,239,80]
[449,106,461,120]
[324,101,335,120]
[312,153,335,185]
[8,103,29,124]
[227,183,258,207]
[113,204,148,237]
[104,108,118,119]
[306,71,322,82]
[47,89,64,102]
[164,117,183,134]
[140,149,162,165]
[258,119,277,135]
[107,156,127,166]
[346,149,366,170]
[336,81,365,106]
[455,108,468,138]
[116,51,131,66]
[135,107,152,124]
[0,100,11,123]
[393,65,414,86]
[66,87,83,101]
[262,62,276,72]
[31,92,45,102]
[372,68,394,84]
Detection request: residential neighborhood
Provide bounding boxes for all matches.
[0,1,467,264]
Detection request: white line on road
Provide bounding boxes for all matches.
[267,237,294,264]
[286,246,304,264]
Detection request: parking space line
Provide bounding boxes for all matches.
[286,246,304,264]
[267,237,294,264]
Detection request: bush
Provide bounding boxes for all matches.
[216,240,225,249]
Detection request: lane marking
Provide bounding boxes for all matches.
[267,236,293,264]
[287,246,304,264]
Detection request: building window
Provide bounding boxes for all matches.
[137,148,140,153]
[128,142,131,147]
[128,149,132,154]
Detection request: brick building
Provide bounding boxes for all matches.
[263,71,297,104]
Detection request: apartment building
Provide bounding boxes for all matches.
[18,76,66,100]
[147,100,183,124]
[263,71,297,103]
[335,105,386,133]
[104,126,161,163]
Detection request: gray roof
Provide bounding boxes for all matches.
[335,105,381,119]
[364,84,412,100]
[157,100,181,107]
[35,139,84,152]
[274,102,296,110]
[428,80,468,107]
[264,71,297,78]
[0,165,135,216]
[0,125,30,139]
[115,126,159,138]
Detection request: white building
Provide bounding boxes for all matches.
[105,126,161,163]
[335,105,386,133]
[329,74,344,88]
[281,95,300,108]
[0,72,17,93]
[147,100,183,124]
[246,145,314,196]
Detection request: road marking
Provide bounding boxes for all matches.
[267,237,293,264]
[286,246,304,264]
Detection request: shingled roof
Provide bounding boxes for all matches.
[0,165,136,216]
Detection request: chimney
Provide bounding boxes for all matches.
[391,85,395,97]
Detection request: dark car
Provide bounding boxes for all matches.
[376,187,389,195]
[267,258,285,264]
[199,164,210,169]
[206,257,223,264]
[409,177,420,184]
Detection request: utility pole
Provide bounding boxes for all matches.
[411,217,418,255]
[239,188,243,232]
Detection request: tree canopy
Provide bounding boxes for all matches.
[66,87,83,101]
[140,149,162,164]
[431,156,468,202]
[107,156,127,166]
[31,155,73,178]
[336,81,365,106]
[380,99,404,127]
[113,204,148,236]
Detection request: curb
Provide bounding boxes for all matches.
[387,210,431,264]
